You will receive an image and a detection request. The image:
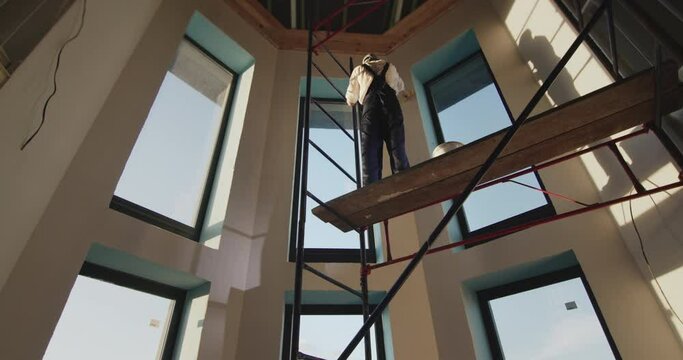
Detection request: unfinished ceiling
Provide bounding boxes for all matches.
[225,0,459,54]
[258,0,428,34]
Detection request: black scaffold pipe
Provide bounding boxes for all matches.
[337,2,609,359]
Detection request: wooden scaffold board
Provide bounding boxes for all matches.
[312,66,683,232]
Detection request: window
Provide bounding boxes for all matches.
[554,0,683,169]
[44,263,186,360]
[477,266,620,360]
[282,304,386,359]
[290,98,377,263]
[554,0,656,79]
[111,37,237,240]
[425,51,554,239]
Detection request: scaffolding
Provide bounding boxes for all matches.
[289,1,683,359]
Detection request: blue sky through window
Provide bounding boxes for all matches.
[44,276,174,360]
[488,278,616,359]
[300,314,379,359]
[114,40,233,227]
[305,102,364,249]
[432,60,548,231]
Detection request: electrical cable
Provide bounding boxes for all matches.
[628,194,683,326]
[20,0,87,150]
[643,179,683,248]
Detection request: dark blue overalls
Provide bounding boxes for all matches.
[360,63,410,186]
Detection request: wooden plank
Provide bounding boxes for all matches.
[314,68,654,223]
[312,67,683,232]
[225,0,285,48]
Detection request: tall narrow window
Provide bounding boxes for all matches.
[111,37,236,240]
[477,266,619,359]
[44,263,186,360]
[282,304,386,359]
[425,52,554,238]
[290,98,376,263]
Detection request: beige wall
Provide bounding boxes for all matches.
[1,0,683,359]
[381,0,683,358]
[0,0,163,292]
[491,0,683,349]
[0,0,277,358]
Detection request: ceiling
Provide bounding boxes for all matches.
[257,0,428,34]
[225,0,459,54]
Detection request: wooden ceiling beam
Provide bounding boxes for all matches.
[279,30,393,55]
[225,0,456,54]
[384,0,459,49]
[225,0,285,47]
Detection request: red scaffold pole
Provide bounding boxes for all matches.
[506,179,593,207]
[313,0,360,31]
[383,219,393,261]
[312,0,389,52]
[368,179,683,271]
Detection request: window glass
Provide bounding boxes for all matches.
[464,173,550,231]
[554,0,655,77]
[486,277,616,359]
[44,275,175,360]
[300,314,379,359]
[296,99,375,258]
[283,304,385,360]
[306,101,359,249]
[428,54,550,231]
[114,39,234,227]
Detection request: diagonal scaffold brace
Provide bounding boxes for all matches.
[336,2,610,358]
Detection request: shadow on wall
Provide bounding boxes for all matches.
[518,29,580,106]
[512,11,683,322]
[515,28,675,207]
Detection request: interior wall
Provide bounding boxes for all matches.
[0,0,278,358]
[378,0,683,358]
[491,0,683,346]
[0,0,163,292]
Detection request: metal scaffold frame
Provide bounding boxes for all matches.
[289,1,683,359]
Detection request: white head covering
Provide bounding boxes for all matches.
[362,53,379,64]
[361,53,386,74]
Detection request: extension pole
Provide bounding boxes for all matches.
[337,3,608,358]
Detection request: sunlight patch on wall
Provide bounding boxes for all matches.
[496,0,683,343]
[578,152,610,190]
[654,268,683,337]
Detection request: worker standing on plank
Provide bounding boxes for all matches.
[346,53,410,186]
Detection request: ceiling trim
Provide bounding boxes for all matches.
[225,0,459,55]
